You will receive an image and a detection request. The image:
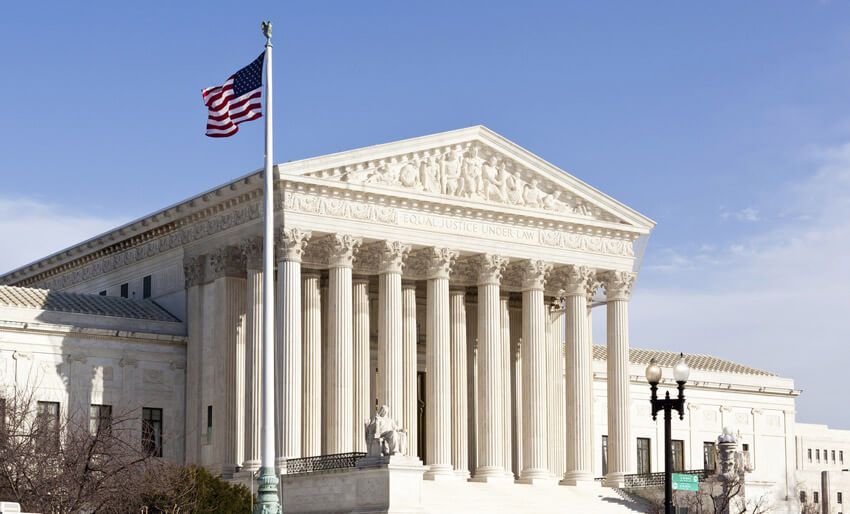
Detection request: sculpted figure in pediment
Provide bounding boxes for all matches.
[419,154,441,193]
[398,161,420,189]
[522,178,543,208]
[460,146,485,199]
[504,170,524,205]
[482,156,506,202]
[442,149,464,196]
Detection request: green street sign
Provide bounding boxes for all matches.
[672,473,699,491]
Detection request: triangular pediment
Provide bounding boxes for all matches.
[280,126,655,231]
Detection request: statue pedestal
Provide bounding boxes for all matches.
[281,455,426,513]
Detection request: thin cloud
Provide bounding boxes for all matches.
[0,198,129,275]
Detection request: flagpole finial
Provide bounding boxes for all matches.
[262,21,272,47]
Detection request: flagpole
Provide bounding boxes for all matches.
[256,19,282,514]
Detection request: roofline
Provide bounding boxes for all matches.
[1,125,655,283]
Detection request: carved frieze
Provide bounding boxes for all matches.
[311,142,617,222]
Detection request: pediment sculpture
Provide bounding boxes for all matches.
[364,405,408,457]
[334,143,608,220]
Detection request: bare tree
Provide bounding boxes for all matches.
[638,474,772,513]
[0,384,182,513]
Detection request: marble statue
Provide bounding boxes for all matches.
[717,427,738,481]
[364,405,408,457]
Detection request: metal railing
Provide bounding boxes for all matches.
[283,452,366,474]
[622,469,711,488]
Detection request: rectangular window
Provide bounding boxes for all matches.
[704,442,716,471]
[0,398,6,442]
[800,491,807,504]
[833,450,837,463]
[637,438,651,474]
[602,435,608,476]
[839,492,843,504]
[809,448,813,463]
[143,275,152,299]
[206,405,213,444]
[671,440,685,472]
[37,401,60,448]
[120,283,129,298]
[817,449,821,462]
[142,407,163,457]
[89,404,112,437]
[99,290,107,296]
[841,450,845,464]
[814,491,819,503]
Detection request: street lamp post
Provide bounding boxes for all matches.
[645,354,690,514]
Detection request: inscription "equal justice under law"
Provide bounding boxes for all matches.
[398,212,537,243]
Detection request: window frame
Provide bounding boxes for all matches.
[143,275,152,299]
[636,437,651,474]
[142,407,163,457]
[704,441,716,471]
[671,439,685,472]
[89,404,112,438]
[120,283,129,298]
[36,401,60,448]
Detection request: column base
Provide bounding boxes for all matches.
[471,466,514,484]
[559,475,599,487]
[517,470,557,486]
[602,472,626,488]
[242,459,261,473]
[424,463,458,480]
[454,469,471,479]
[274,457,288,475]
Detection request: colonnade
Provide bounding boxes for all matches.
[184,230,636,487]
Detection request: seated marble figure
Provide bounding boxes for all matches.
[364,405,408,457]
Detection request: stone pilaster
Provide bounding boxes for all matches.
[500,294,513,479]
[449,287,469,478]
[208,245,245,478]
[518,260,555,484]
[353,276,370,452]
[301,271,322,457]
[561,265,595,485]
[424,247,457,479]
[602,270,636,487]
[238,237,263,471]
[323,234,362,454]
[275,228,310,462]
[402,281,418,457]
[183,255,204,465]
[377,241,410,426]
[466,296,478,474]
[472,254,511,483]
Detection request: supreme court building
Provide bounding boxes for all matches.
[1,127,843,513]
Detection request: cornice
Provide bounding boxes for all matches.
[2,128,651,289]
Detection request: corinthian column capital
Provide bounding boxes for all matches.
[379,241,411,274]
[601,270,636,301]
[423,247,459,279]
[474,254,509,285]
[520,259,552,291]
[183,256,205,288]
[239,236,263,270]
[559,265,595,297]
[208,245,245,279]
[321,233,362,268]
[276,227,312,263]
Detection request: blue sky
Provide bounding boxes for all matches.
[2,2,849,428]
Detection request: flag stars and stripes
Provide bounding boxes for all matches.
[202,53,264,137]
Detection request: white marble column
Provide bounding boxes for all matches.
[546,303,565,479]
[301,272,322,457]
[465,297,478,474]
[239,238,263,471]
[378,241,410,425]
[276,228,310,464]
[424,247,457,478]
[509,304,523,478]
[500,294,513,478]
[182,256,204,464]
[472,254,511,483]
[561,265,595,485]
[209,245,245,478]
[324,234,361,454]
[402,281,418,456]
[449,287,469,478]
[602,270,636,487]
[518,260,555,484]
[352,277,371,453]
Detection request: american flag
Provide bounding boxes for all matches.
[202,53,264,137]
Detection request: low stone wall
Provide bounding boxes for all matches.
[280,455,425,514]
